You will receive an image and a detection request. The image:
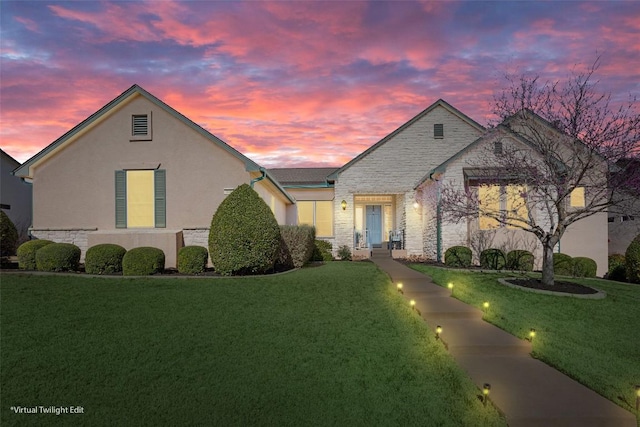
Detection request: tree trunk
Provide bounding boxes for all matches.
[541,242,555,287]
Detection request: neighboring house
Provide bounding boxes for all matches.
[1,148,32,241]
[608,158,640,255]
[15,86,612,275]
[13,85,294,267]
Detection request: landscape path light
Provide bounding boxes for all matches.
[410,299,416,310]
[528,328,536,341]
[397,282,404,293]
[435,325,442,340]
[483,383,491,406]
[483,301,490,312]
[636,385,640,410]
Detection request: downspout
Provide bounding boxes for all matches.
[430,172,443,263]
[250,167,267,188]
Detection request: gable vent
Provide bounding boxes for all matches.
[132,115,149,136]
[434,124,444,138]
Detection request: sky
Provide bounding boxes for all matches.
[1,1,639,168]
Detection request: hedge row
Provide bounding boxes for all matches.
[444,246,534,271]
[552,253,597,278]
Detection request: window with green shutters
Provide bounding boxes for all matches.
[115,169,166,228]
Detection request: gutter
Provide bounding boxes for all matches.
[250,167,267,188]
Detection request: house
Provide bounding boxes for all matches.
[608,158,640,255]
[15,85,611,275]
[13,85,294,268]
[1,148,32,242]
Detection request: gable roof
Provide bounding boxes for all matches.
[1,148,21,169]
[414,123,562,188]
[328,99,485,180]
[14,84,263,178]
[268,167,337,187]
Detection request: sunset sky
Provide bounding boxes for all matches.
[1,1,639,167]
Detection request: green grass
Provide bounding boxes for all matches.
[1,263,505,426]
[410,264,640,419]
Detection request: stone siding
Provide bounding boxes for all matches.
[30,228,96,261]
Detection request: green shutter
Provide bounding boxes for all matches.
[154,169,166,228]
[115,170,127,228]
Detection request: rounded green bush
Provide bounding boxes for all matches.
[35,243,81,272]
[0,210,19,257]
[85,243,127,274]
[277,225,316,269]
[572,257,597,278]
[17,239,54,270]
[312,240,333,262]
[122,247,165,276]
[444,246,472,268]
[607,254,626,282]
[208,184,281,275]
[553,253,573,276]
[506,250,534,271]
[480,248,506,270]
[625,234,640,284]
[178,246,209,275]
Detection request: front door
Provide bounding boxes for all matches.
[366,205,382,248]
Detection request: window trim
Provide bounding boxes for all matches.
[434,123,444,139]
[297,200,334,237]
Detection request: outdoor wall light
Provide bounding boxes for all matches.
[435,325,442,340]
[410,299,416,309]
[528,328,536,341]
[341,200,347,210]
[397,282,404,293]
[483,383,491,406]
[413,202,420,210]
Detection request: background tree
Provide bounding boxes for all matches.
[440,58,640,286]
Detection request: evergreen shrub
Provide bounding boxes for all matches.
[178,246,209,275]
[625,234,640,284]
[479,248,506,270]
[122,247,165,276]
[208,184,281,275]
[35,243,81,272]
[607,254,626,282]
[17,239,54,270]
[85,244,127,275]
[572,257,597,278]
[0,210,19,257]
[278,225,316,269]
[506,250,534,271]
[553,253,573,276]
[444,246,472,267]
[312,240,333,262]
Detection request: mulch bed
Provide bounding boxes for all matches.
[502,278,598,294]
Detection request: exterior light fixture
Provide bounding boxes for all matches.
[483,301,490,311]
[341,200,347,210]
[528,328,536,341]
[410,299,416,309]
[483,383,491,406]
[435,325,442,340]
[396,282,404,293]
[413,202,420,210]
[447,283,453,290]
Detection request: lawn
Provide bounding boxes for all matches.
[410,264,640,419]
[1,263,505,426]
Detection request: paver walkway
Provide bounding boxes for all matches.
[371,254,636,427]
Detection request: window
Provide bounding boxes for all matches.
[478,185,500,230]
[570,187,585,208]
[130,113,152,140]
[0,204,10,210]
[115,169,166,228]
[297,200,333,237]
[434,123,444,139]
[494,141,503,155]
[478,184,528,230]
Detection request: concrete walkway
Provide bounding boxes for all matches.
[371,254,636,427]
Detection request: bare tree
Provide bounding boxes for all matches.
[440,58,640,286]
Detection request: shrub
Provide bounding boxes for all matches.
[607,254,626,282]
[312,240,333,262]
[178,246,209,275]
[35,243,81,272]
[0,210,19,257]
[506,250,534,271]
[625,234,640,284]
[122,247,165,276]
[338,245,352,261]
[277,225,316,269]
[85,244,127,275]
[17,239,54,270]
[572,257,597,278]
[209,184,281,275]
[553,253,573,276]
[444,246,472,268]
[479,248,506,270]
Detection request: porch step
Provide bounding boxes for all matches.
[371,248,391,258]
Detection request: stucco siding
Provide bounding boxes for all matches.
[561,212,608,276]
[1,152,32,238]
